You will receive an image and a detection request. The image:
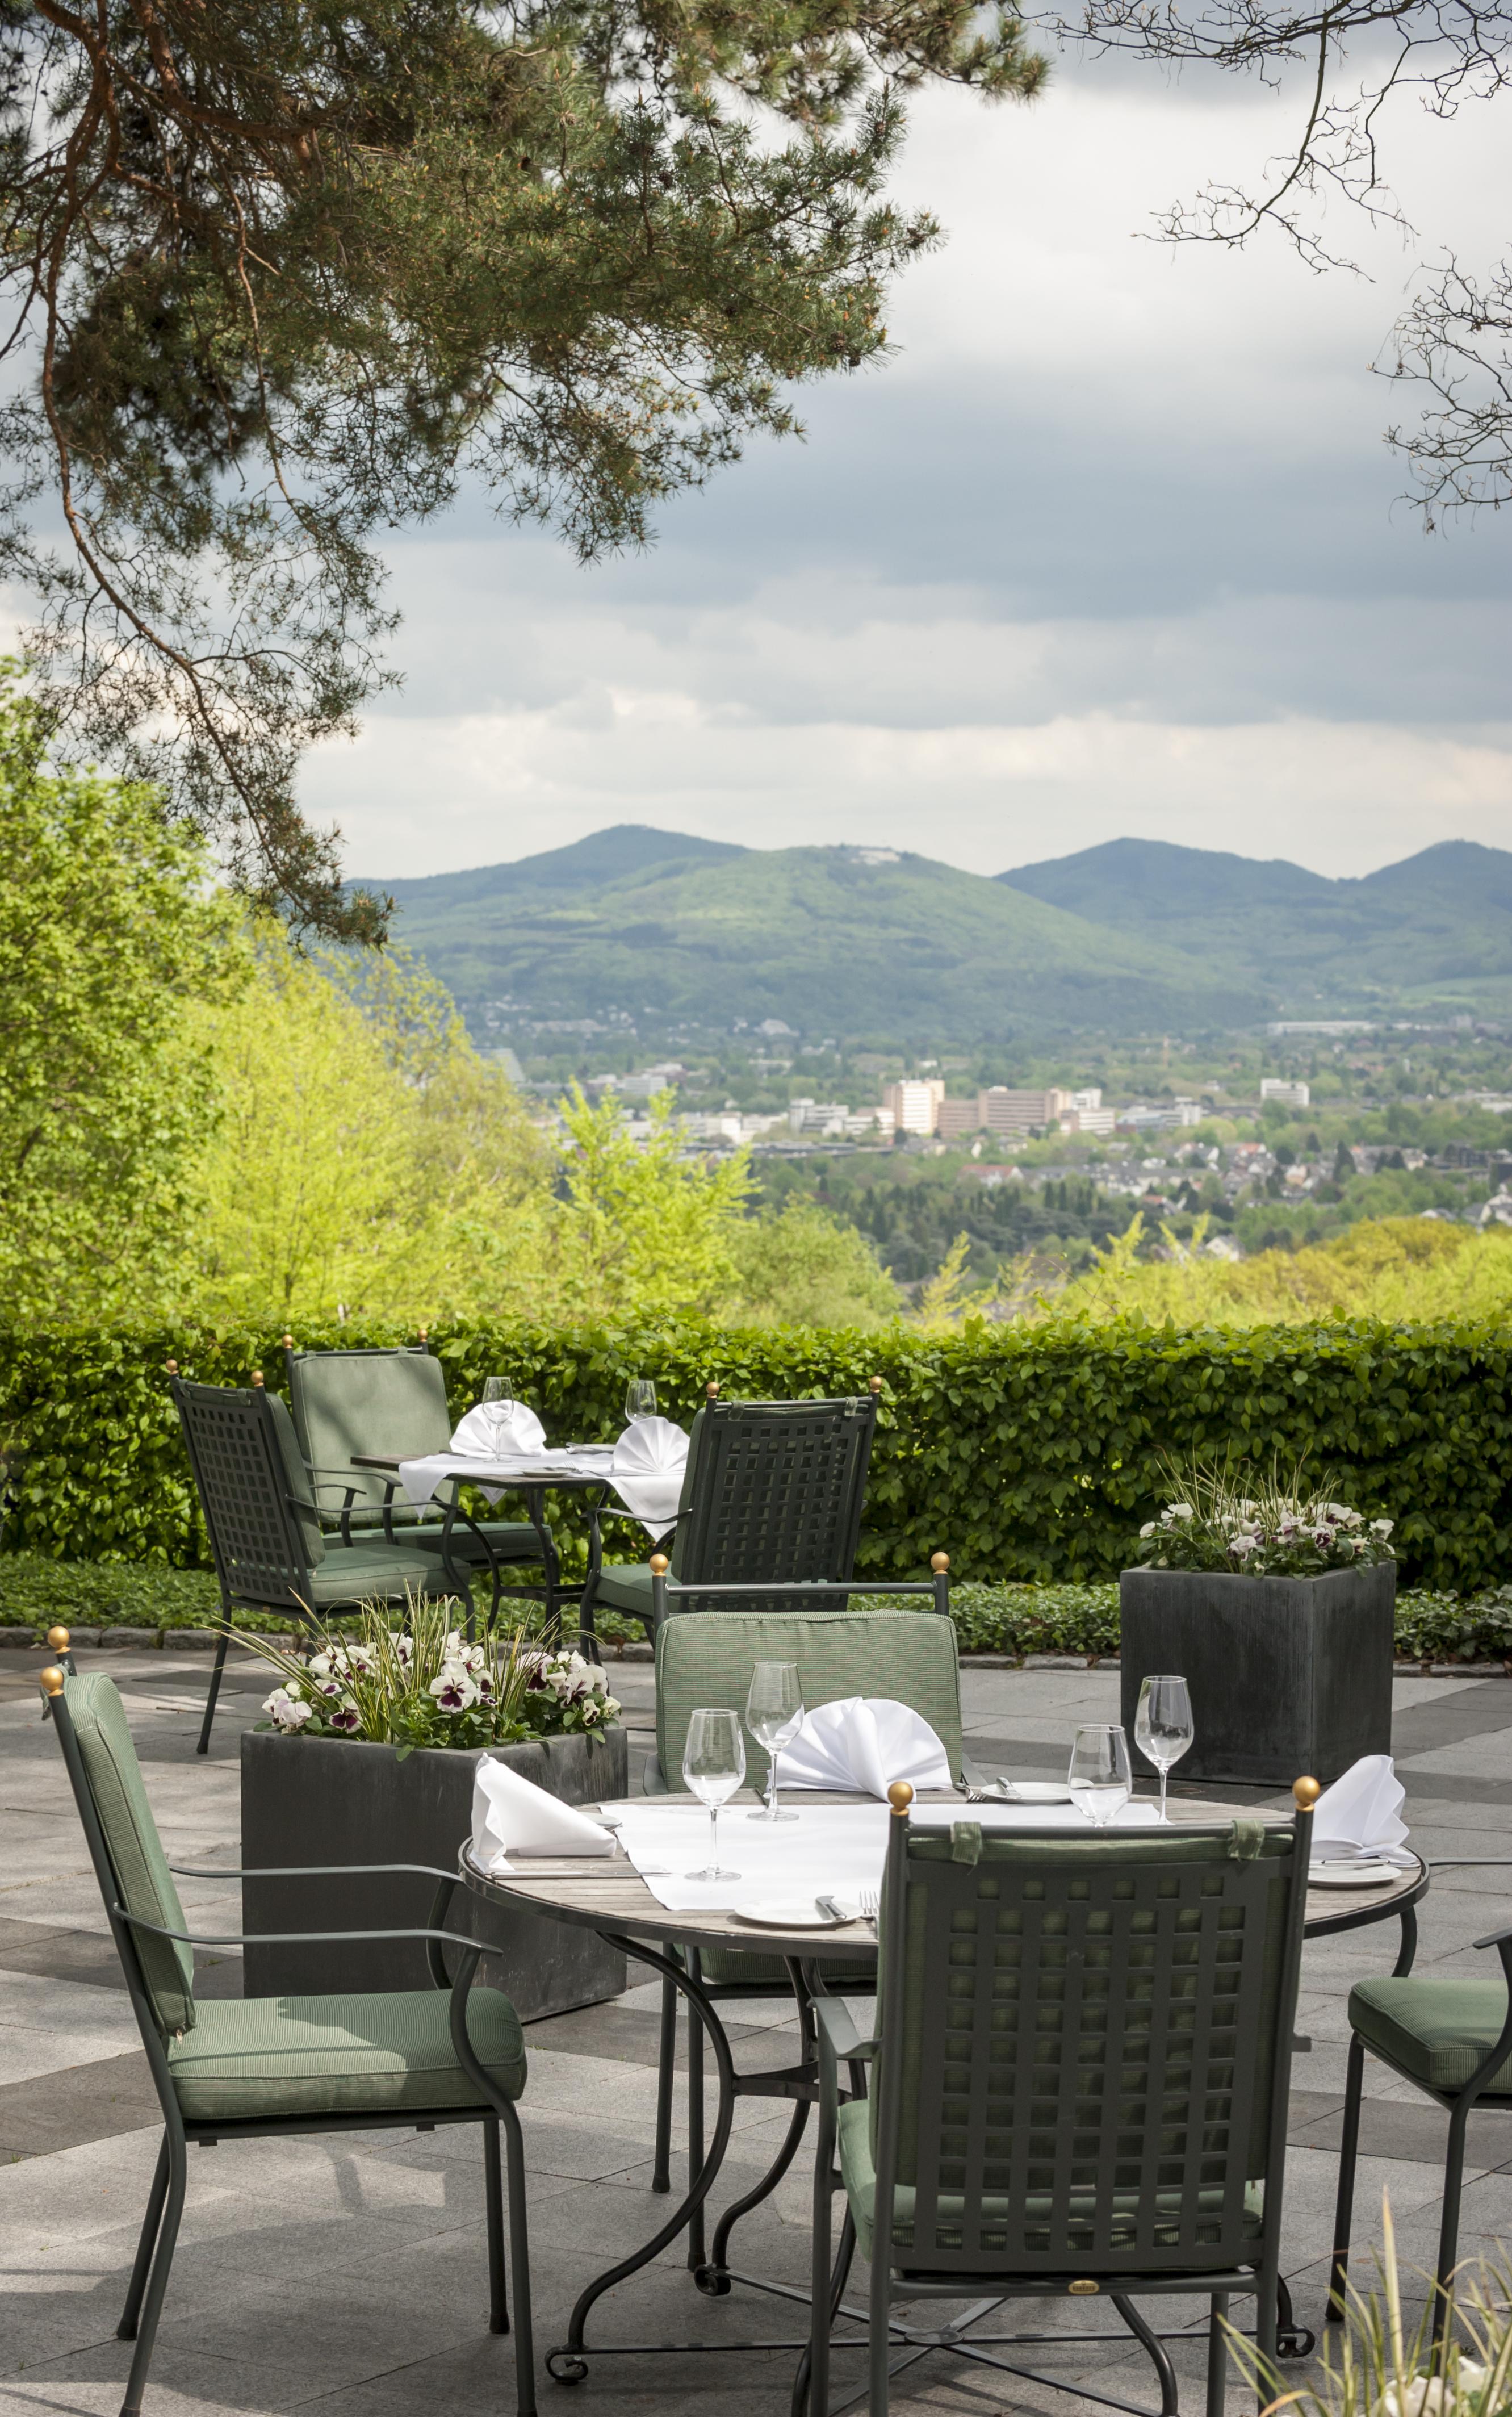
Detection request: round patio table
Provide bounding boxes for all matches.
[458,1791,1428,2389]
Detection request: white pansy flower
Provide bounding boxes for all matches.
[1139,1521,1157,1539]
[1228,1534,1257,1556]
[264,1686,312,1731]
[1372,1517,1394,1538]
[430,1665,479,1713]
[308,1653,332,1678]
[1168,1503,1194,1521]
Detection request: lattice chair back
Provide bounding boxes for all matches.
[171,1376,320,1616]
[668,1395,878,1614]
[287,1344,450,1530]
[868,1814,1308,2280]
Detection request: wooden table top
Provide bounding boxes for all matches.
[457,1791,1427,1962]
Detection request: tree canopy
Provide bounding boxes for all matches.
[0,0,1045,934]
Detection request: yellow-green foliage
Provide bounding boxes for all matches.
[1049,1215,1512,1328]
[728,1198,900,1328]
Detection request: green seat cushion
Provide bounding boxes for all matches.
[656,1608,964,1795]
[595,1566,658,1622]
[64,1674,195,2036]
[289,1541,470,1609]
[169,1987,526,2121]
[836,2099,1264,2261]
[1351,1977,1512,2095]
[407,1521,547,1568]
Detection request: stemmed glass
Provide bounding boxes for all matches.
[745,1662,803,1822]
[624,1379,657,1423]
[1134,1675,1195,1825]
[1068,1725,1133,1829]
[480,1374,513,1450]
[683,1707,745,1880]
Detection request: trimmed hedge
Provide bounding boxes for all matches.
[2,1314,1510,1588]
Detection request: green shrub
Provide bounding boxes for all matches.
[2,1313,1509,1588]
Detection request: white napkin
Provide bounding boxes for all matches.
[1309,1755,1414,1867]
[470,1758,616,1871]
[610,1415,689,1536]
[452,1401,546,1457]
[776,1697,954,1797]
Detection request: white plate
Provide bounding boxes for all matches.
[1309,1860,1399,1888]
[999,1782,1075,1805]
[732,1898,856,1929]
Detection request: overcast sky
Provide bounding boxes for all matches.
[306,42,1511,886]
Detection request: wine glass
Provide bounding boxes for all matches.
[1134,1675,1194,1824]
[480,1374,513,1450]
[683,1707,745,1880]
[1068,1725,1132,1829]
[624,1378,657,1423]
[745,1662,803,1822]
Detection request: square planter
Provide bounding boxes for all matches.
[1118,1563,1396,1787]
[241,1726,628,2017]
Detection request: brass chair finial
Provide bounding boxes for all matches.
[887,1780,914,1815]
[39,1666,65,1697]
[930,1551,949,1574]
[46,1624,70,1650]
[252,1369,265,1387]
[706,1380,719,1400]
[282,1332,294,1349]
[1293,1776,1322,1809]
[165,1357,178,1376]
[868,1375,882,1394]
[650,1553,669,1575]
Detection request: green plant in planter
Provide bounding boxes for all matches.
[250,1592,620,1754]
[1134,1457,1397,1579]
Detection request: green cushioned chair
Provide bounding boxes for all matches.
[284,1342,557,1600]
[41,1665,536,2417]
[172,1374,493,1755]
[584,1389,889,1646]
[643,1607,970,2215]
[807,1786,1314,2417]
[1330,1939,1512,2343]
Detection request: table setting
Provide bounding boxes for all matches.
[393,1373,689,1532]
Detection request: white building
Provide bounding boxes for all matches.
[1260,1079,1311,1108]
[882,1078,945,1136]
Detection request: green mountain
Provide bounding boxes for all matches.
[375,826,1264,1043]
[1000,838,1512,1017]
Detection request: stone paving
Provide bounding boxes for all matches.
[3,1638,1512,2417]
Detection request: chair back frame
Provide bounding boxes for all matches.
[286,1343,449,1538]
[669,1395,878,1614]
[171,1375,316,1620]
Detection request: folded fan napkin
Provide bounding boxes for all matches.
[610,1415,689,1537]
[775,1697,954,1798]
[471,1758,615,1871]
[1310,1754,1414,1867]
[451,1400,547,1458]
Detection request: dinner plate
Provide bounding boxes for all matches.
[998,1781,1076,1805]
[732,1898,857,1929]
[1309,1859,1399,1887]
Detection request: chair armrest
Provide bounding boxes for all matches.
[169,1860,462,1882]
[1475,1922,1512,1950]
[814,1997,876,2063]
[658,1578,936,1601]
[118,1906,492,1954]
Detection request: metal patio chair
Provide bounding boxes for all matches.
[283,1339,561,1617]
[583,1383,887,1647]
[803,1778,1317,2417]
[37,1661,536,2417]
[170,1372,475,1755]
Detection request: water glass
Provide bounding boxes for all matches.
[1134,1675,1195,1824]
[480,1373,513,1449]
[624,1378,657,1423]
[745,1662,803,1822]
[1068,1725,1133,1829]
[683,1707,745,1880]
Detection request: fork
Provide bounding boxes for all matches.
[962,1779,1012,1803]
[857,1884,880,1929]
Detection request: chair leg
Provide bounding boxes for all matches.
[118,2134,170,2340]
[1433,2090,1476,2347]
[120,2125,186,2416]
[1328,2033,1367,2319]
[652,1969,677,2194]
[195,1626,230,1756]
[1207,2291,1230,2417]
[499,2098,536,2417]
[806,2115,835,2417]
[484,2113,509,2335]
[686,1949,706,2270]
[868,2240,891,2417]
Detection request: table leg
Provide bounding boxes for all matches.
[577,1497,606,1662]
[547,1933,738,2382]
[704,1957,816,2291]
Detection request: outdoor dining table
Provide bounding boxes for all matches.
[458,1787,1429,2389]
[351,1448,628,1649]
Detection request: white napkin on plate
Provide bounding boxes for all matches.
[1310,1754,1414,1867]
[776,1697,954,1797]
[471,1759,616,1871]
[451,1401,546,1458]
[610,1415,689,1536]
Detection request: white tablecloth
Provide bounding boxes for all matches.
[605,1797,1162,1914]
[397,1445,617,1508]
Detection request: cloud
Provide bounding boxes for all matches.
[300,56,1512,881]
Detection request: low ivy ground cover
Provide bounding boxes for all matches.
[3,1554,1510,1667]
[2,1313,1510,1588]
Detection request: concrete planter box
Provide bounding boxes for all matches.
[1118,1563,1395,1787]
[241,1726,628,2016]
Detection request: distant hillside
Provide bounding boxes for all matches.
[370,827,1264,1043]
[1000,838,1512,1017]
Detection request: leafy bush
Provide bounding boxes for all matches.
[2,1312,1509,1589]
